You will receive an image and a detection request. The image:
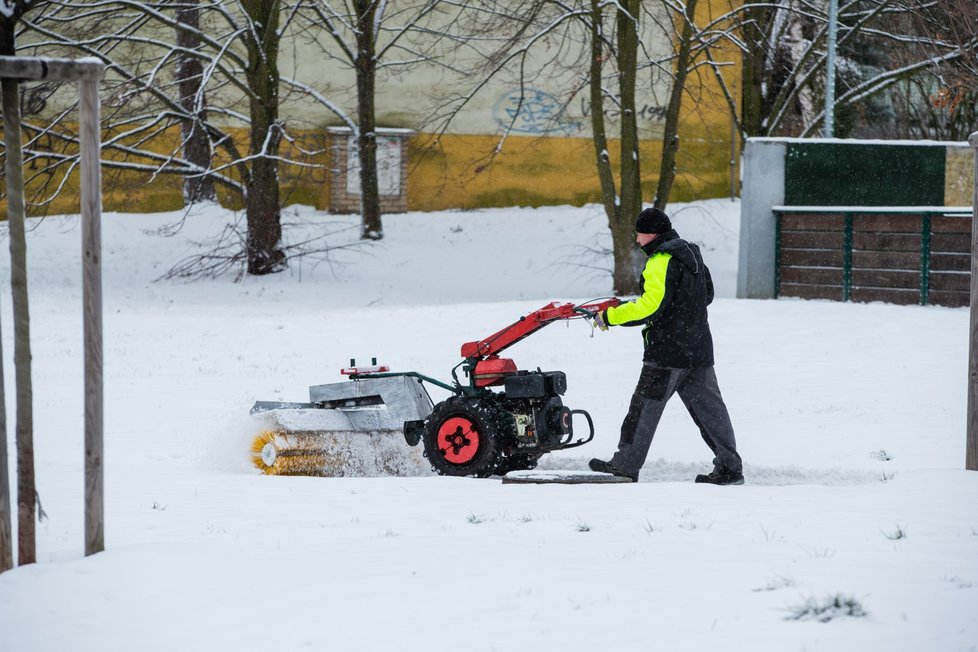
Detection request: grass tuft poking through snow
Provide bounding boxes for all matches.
[882,524,908,541]
[786,594,869,622]
[753,576,796,592]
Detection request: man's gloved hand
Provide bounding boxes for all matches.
[593,310,609,331]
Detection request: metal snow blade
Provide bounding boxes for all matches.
[250,374,434,476]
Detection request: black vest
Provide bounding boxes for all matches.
[638,231,715,368]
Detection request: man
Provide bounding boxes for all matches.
[589,207,744,485]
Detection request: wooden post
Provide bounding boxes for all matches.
[0,56,105,82]
[2,75,36,565]
[0,56,106,553]
[0,81,15,573]
[967,132,978,471]
[79,78,104,554]
[0,329,8,573]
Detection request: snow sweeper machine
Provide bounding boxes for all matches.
[250,299,620,478]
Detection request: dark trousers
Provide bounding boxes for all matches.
[609,363,742,478]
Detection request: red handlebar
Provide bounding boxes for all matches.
[459,299,620,360]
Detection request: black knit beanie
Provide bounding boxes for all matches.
[635,207,671,234]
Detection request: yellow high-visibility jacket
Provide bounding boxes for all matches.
[604,231,715,367]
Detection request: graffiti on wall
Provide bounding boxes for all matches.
[492,87,669,136]
[578,98,668,122]
[492,88,583,135]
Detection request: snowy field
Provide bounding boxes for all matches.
[0,198,975,651]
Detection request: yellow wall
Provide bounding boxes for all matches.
[2,127,736,218]
[405,129,735,212]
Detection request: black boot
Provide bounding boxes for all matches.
[694,469,744,485]
[588,458,638,482]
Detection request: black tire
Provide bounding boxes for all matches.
[422,397,501,477]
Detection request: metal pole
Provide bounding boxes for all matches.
[79,79,104,553]
[730,113,737,200]
[967,132,978,471]
[823,0,839,138]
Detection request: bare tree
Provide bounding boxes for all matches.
[428,1,734,294]
[14,1,355,276]
[173,0,215,204]
[301,0,446,241]
[733,0,978,139]
[239,0,286,273]
[351,0,382,240]
[416,1,643,290]
[589,0,644,294]
[891,0,978,140]
[651,0,697,211]
[419,1,587,170]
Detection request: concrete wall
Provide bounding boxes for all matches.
[276,5,674,140]
[737,140,785,299]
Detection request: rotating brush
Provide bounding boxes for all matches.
[250,430,346,476]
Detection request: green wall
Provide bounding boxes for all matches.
[785,142,946,206]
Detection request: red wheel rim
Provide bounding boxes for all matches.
[437,416,481,464]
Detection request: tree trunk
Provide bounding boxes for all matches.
[0,16,13,575]
[2,74,36,567]
[242,0,285,275]
[741,3,770,137]
[590,0,617,215]
[653,0,698,211]
[175,0,216,204]
[355,0,382,240]
[589,0,642,296]
[615,0,643,294]
[787,15,817,130]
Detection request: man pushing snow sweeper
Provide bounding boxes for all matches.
[588,207,745,485]
[249,206,743,482]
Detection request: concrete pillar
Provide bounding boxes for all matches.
[737,139,786,299]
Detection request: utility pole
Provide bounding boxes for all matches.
[967,132,978,471]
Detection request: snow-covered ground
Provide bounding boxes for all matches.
[0,199,975,651]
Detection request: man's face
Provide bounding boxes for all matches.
[635,231,657,247]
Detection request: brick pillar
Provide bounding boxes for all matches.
[327,127,414,214]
